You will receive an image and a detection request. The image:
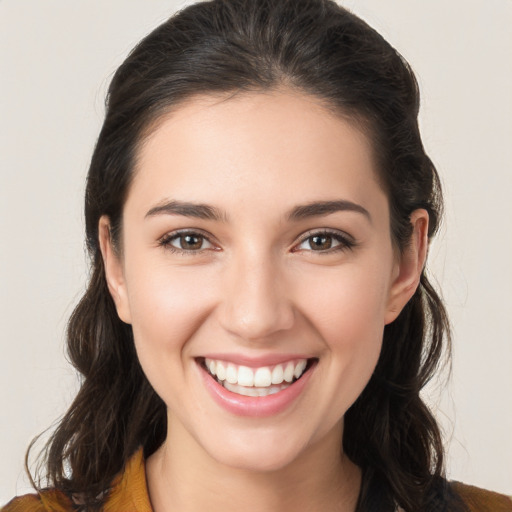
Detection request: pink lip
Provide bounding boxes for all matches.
[199,353,312,367]
[197,359,317,417]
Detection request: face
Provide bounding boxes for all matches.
[100,89,427,473]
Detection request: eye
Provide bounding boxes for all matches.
[159,230,215,254]
[294,230,355,253]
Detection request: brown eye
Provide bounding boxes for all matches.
[295,230,355,253]
[178,234,204,250]
[162,231,214,252]
[308,234,333,251]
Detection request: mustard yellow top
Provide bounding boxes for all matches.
[1,449,151,512]
[2,448,511,511]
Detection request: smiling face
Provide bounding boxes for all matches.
[100,89,427,473]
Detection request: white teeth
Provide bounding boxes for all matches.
[216,361,226,381]
[283,362,295,383]
[226,363,238,384]
[294,359,307,379]
[237,366,254,387]
[254,367,272,387]
[204,358,310,389]
[271,364,284,384]
[223,381,290,396]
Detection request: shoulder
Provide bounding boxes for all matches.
[2,448,151,512]
[1,489,74,512]
[451,481,512,512]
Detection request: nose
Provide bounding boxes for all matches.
[218,250,295,342]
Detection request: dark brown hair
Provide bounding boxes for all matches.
[28,1,465,510]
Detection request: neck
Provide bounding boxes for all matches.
[146,419,361,512]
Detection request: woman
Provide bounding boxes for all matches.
[3,0,511,511]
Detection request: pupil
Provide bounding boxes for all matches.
[311,235,331,250]
[182,234,202,249]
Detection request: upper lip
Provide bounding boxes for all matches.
[197,353,315,368]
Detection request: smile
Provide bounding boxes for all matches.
[199,357,315,398]
[197,356,317,417]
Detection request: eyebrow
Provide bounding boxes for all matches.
[145,198,371,223]
[287,200,371,223]
[145,199,227,221]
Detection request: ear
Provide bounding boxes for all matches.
[98,216,132,324]
[384,209,429,325]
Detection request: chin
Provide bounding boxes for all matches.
[202,431,308,473]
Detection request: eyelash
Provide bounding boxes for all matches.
[293,229,356,254]
[158,229,216,256]
[158,229,356,255]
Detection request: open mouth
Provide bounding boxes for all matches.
[197,357,317,397]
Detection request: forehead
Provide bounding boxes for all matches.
[128,89,385,219]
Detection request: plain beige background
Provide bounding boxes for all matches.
[1,0,511,503]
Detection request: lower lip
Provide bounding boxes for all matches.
[198,360,316,417]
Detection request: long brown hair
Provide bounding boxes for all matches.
[28,1,465,510]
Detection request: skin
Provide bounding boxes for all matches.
[99,88,428,512]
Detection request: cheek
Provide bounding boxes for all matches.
[303,267,389,412]
[124,264,223,415]
[297,263,391,342]
[297,262,391,395]
[125,262,219,363]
